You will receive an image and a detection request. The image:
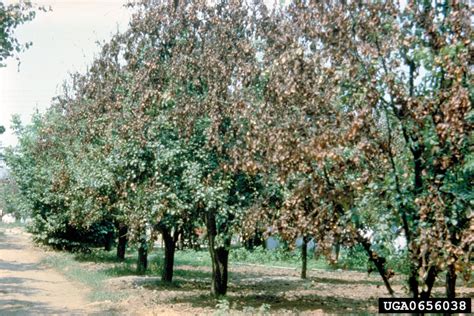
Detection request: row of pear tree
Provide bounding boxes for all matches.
[5,0,472,298]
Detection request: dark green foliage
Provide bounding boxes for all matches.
[30,219,115,252]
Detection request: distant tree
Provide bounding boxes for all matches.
[0,125,5,160]
[0,174,31,219]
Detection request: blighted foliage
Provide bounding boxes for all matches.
[234,0,472,298]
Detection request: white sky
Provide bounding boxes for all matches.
[0,0,132,147]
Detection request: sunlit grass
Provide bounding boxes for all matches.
[0,221,26,229]
[229,247,330,270]
[41,251,127,302]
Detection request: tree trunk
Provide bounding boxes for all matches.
[334,242,341,263]
[117,225,128,261]
[420,265,437,299]
[446,263,456,299]
[357,233,395,296]
[137,237,148,274]
[206,210,230,297]
[413,148,423,196]
[209,243,229,296]
[177,228,184,250]
[161,227,177,283]
[301,236,308,279]
[191,232,200,250]
[104,229,114,251]
[408,263,419,298]
[400,208,418,298]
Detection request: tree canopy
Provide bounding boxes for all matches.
[4,0,472,299]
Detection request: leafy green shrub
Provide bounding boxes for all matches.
[337,244,411,275]
[337,245,371,271]
[386,250,411,275]
[230,246,299,265]
[230,245,328,270]
[29,216,115,252]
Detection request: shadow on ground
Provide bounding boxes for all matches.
[167,291,377,313]
[0,261,41,272]
[0,242,25,250]
[106,264,382,314]
[0,299,87,316]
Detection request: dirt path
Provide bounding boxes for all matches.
[0,227,93,315]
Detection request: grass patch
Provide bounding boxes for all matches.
[164,246,331,271]
[174,249,212,267]
[0,221,26,230]
[174,268,212,279]
[229,246,330,270]
[73,250,125,263]
[41,251,127,302]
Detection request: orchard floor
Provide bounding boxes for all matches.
[0,226,473,315]
[106,265,473,315]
